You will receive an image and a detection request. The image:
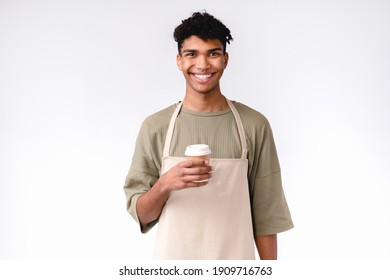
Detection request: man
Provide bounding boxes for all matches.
[124,11,293,260]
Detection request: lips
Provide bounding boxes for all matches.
[192,73,213,81]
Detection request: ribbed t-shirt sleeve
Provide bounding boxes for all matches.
[124,169,159,233]
[252,171,294,235]
[123,119,162,233]
[248,111,294,236]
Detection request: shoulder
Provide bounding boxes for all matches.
[139,103,177,138]
[143,103,177,124]
[231,101,271,131]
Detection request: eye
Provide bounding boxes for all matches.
[185,52,196,57]
[209,52,221,57]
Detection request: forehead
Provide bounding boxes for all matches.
[181,35,223,51]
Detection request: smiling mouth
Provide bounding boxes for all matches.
[192,73,213,80]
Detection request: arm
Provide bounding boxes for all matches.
[255,234,277,260]
[136,159,212,227]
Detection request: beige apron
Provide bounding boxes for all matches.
[154,99,255,260]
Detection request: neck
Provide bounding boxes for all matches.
[182,87,229,112]
[182,93,228,112]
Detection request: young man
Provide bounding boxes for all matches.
[124,12,293,260]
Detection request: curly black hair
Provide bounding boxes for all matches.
[173,11,233,54]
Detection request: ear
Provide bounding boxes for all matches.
[224,52,229,69]
[176,53,183,71]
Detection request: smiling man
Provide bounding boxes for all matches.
[124,11,293,260]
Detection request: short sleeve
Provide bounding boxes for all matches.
[245,109,294,235]
[123,119,162,233]
[124,168,159,233]
[251,171,294,235]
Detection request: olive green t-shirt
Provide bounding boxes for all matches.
[124,101,294,236]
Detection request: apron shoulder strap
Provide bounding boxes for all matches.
[163,102,183,157]
[226,99,248,159]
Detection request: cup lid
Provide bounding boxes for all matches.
[185,144,212,156]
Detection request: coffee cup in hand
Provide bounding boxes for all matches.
[185,144,212,182]
[184,144,212,164]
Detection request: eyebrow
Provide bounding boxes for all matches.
[182,47,224,54]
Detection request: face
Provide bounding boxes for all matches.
[176,35,229,96]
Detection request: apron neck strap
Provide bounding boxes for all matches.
[163,101,183,157]
[163,99,248,159]
[226,99,248,159]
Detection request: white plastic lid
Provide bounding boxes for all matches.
[184,144,212,156]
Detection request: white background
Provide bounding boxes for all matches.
[1,0,389,260]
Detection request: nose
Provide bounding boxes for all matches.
[196,55,210,71]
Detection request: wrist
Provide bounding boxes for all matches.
[155,177,171,197]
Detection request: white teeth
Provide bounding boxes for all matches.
[194,74,212,80]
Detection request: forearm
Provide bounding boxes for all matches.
[136,179,170,227]
[255,234,277,260]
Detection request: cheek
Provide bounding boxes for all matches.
[178,60,190,72]
[181,60,192,70]
[214,62,227,72]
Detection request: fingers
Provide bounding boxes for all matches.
[180,158,209,168]
[163,160,212,191]
[183,180,209,188]
[185,173,212,183]
[174,160,212,186]
[183,165,212,186]
[186,168,212,184]
[178,160,211,174]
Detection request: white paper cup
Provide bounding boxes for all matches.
[184,144,212,163]
[185,144,212,182]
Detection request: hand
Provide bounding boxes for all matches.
[159,159,212,193]
[136,159,212,227]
